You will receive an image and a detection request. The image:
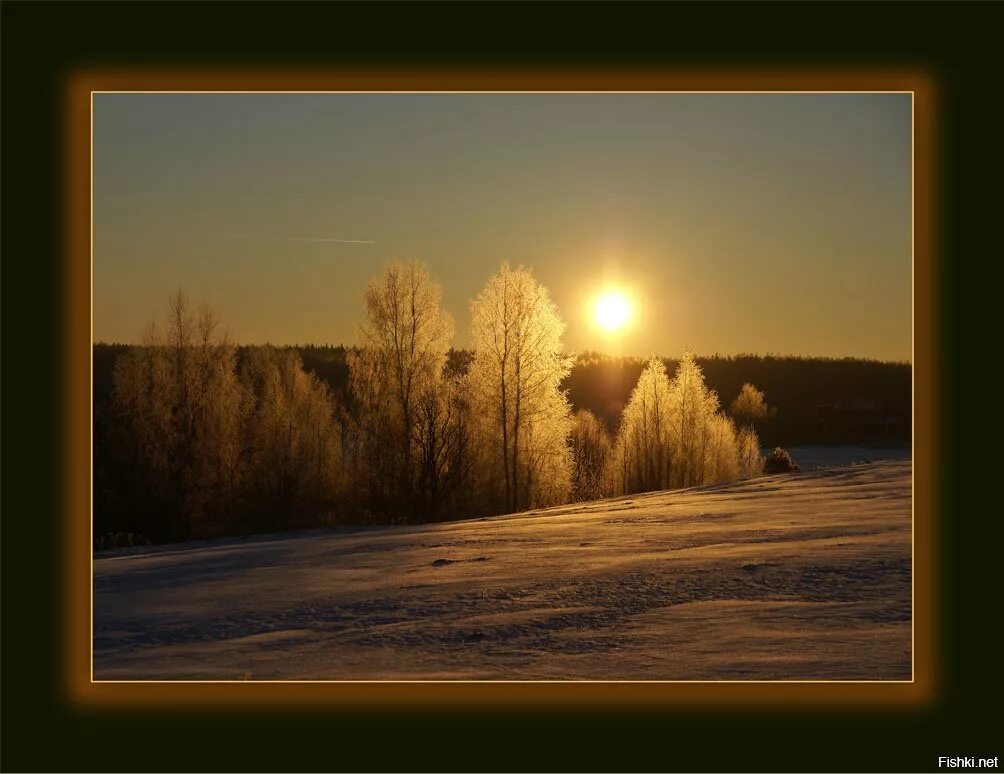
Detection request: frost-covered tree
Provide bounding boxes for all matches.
[112,292,248,539]
[468,262,573,512]
[188,303,248,529]
[352,261,454,518]
[668,351,721,489]
[570,409,613,501]
[342,345,396,514]
[611,352,758,495]
[610,357,675,494]
[241,346,343,529]
[112,292,349,538]
[519,382,574,508]
[704,413,740,484]
[736,427,765,479]
[730,382,768,428]
[413,372,476,520]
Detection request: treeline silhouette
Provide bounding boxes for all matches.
[93,265,910,546]
[95,344,911,450]
[564,351,911,446]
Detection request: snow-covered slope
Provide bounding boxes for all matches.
[94,460,911,680]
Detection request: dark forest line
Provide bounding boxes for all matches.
[93,337,910,545]
[95,342,912,449]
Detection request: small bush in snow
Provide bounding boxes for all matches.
[764,447,800,474]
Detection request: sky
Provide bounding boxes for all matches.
[93,93,912,361]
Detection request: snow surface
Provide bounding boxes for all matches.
[782,445,912,471]
[94,460,911,680]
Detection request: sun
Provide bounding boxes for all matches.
[593,289,633,332]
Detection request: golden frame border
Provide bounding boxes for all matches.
[65,67,936,710]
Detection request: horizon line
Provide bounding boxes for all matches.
[90,340,912,365]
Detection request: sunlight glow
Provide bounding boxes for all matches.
[593,290,633,332]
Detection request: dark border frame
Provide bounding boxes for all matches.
[6,2,995,770]
[67,67,935,710]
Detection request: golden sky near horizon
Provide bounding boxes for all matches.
[93,93,912,361]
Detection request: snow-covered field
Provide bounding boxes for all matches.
[94,459,912,681]
[782,445,912,471]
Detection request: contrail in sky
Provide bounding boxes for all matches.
[288,237,375,244]
[227,234,375,244]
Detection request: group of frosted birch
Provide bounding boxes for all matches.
[112,261,767,537]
